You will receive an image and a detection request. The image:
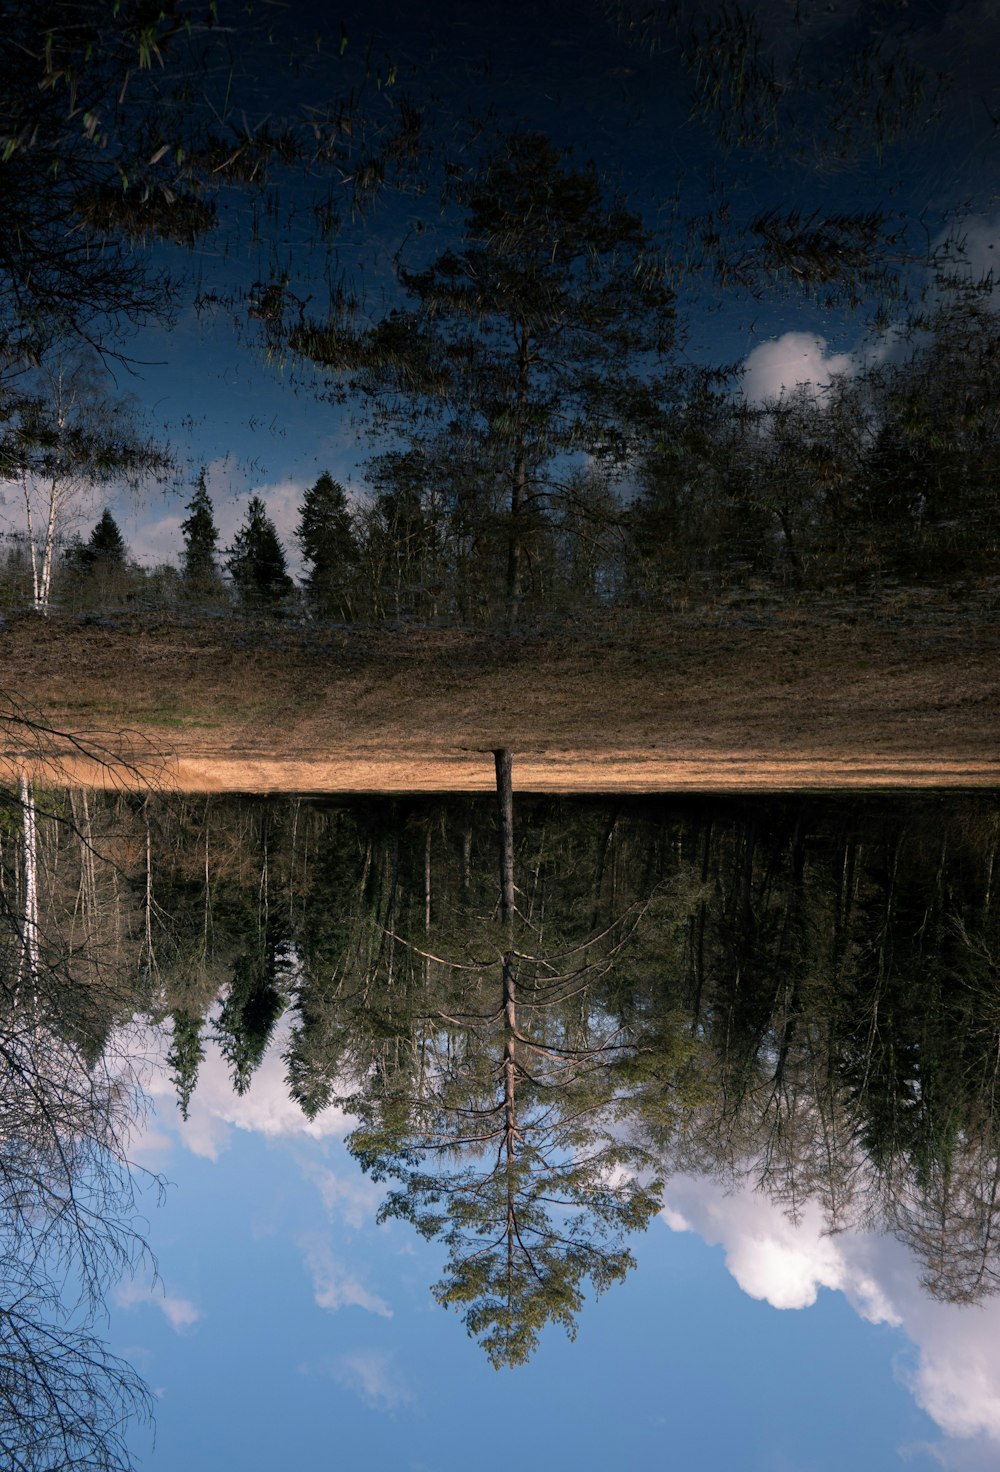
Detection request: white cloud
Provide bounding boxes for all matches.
[900,1296,1000,1443]
[124,508,185,568]
[115,1277,202,1333]
[299,1234,392,1319]
[660,1174,898,1320]
[660,1173,1000,1455]
[144,1019,350,1161]
[328,1349,413,1411]
[301,1160,384,1229]
[741,331,856,405]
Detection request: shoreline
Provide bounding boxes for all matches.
[7,746,999,793]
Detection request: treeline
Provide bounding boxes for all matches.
[4,301,1000,626]
[5,786,1000,1361]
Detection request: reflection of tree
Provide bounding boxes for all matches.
[346,756,663,1366]
[0,783,154,1469]
[141,789,1000,1329]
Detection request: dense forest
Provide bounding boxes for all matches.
[3,781,998,1375]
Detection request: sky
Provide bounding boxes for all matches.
[4,0,1000,577]
[103,1014,1000,1472]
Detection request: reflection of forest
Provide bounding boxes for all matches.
[4,785,1000,1367]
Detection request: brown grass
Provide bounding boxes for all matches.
[3,601,997,790]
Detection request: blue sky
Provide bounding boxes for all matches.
[104,1020,1000,1472]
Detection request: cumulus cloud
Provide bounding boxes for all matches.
[328,1349,413,1411]
[900,1296,1000,1444]
[299,1234,392,1319]
[115,1277,202,1333]
[741,331,856,405]
[661,1174,898,1320]
[660,1173,1000,1455]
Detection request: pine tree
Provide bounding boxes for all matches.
[180,470,221,590]
[295,471,358,619]
[67,509,128,575]
[289,131,676,628]
[167,1011,205,1121]
[224,495,294,609]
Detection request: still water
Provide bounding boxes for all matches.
[4,785,999,1469]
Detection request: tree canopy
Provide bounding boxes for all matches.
[288,130,677,625]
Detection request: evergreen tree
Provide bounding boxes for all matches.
[289,131,676,627]
[224,495,294,609]
[87,509,128,567]
[66,509,128,576]
[167,1011,205,1121]
[180,470,222,590]
[295,471,358,619]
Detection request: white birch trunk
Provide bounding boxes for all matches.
[18,773,40,1005]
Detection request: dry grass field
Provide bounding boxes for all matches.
[2,593,997,791]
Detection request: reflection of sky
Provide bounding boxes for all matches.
[109,1022,1000,1471]
[5,2,1000,572]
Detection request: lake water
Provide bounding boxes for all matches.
[4,785,999,1470]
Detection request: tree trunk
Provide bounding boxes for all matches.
[494,749,515,924]
[18,774,40,1003]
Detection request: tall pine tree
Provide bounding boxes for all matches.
[225,495,294,609]
[288,131,676,627]
[180,470,222,592]
[295,471,358,619]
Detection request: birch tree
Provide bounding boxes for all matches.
[5,352,166,614]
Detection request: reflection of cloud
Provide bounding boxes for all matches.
[299,1234,392,1319]
[116,1278,202,1333]
[661,1174,1000,1455]
[741,331,855,404]
[932,213,1000,306]
[301,1160,383,1229]
[328,1349,412,1411]
[125,471,309,577]
[145,1020,350,1161]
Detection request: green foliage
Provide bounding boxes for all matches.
[224,495,294,610]
[215,934,291,1095]
[167,1010,205,1120]
[372,1136,662,1369]
[66,509,128,575]
[180,470,222,590]
[296,471,358,619]
[289,130,677,625]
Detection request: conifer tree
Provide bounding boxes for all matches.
[288,131,677,627]
[66,509,128,576]
[295,471,358,619]
[180,470,221,590]
[225,496,294,609]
